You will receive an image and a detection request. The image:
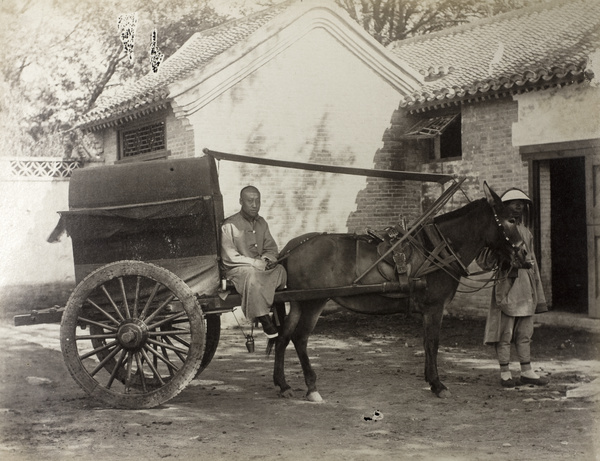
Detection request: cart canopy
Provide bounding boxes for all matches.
[59,156,223,293]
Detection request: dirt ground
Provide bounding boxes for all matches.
[0,309,599,461]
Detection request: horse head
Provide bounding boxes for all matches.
[483,182,532,270]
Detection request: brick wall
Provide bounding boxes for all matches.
[346,110,425,232]
[349,98,529,226]
[166,112,195,159]
[538,161,552,302]
[351,97,534,311]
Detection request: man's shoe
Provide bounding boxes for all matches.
[500,378,516,388]
[519,375,549,386]
[257,315,278,339]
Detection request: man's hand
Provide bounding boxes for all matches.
[253,258,268,271]
[265,260,277,270]
[260,256,277,271]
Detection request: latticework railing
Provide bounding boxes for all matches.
[3,158,82,179]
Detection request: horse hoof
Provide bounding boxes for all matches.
[279,389,294,399]
[437,389,451,399]
[306,391,323,403]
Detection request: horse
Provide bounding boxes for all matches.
[269,182,530,402]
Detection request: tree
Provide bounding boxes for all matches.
[0,0,230,158]
[335,0,546,45]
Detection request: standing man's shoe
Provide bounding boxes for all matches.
[500,378,517,388]
[257,315,278,338]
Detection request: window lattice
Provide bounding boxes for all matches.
[121,122,166,158]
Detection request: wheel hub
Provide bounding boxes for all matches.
[117,319,148,350]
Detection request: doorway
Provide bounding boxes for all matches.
[549,156,587,312]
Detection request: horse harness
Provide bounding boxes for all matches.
[275,200,519,294]
[276,223,473,293]
[362,221,469,285]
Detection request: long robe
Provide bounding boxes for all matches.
[477,224,547,344]
[221,212,286,319]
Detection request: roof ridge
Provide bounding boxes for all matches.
[392,0,591,47]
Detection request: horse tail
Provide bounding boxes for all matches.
[266,301,287,356]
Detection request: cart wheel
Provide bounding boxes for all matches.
[196,314,221,377]
[60,260,205,409]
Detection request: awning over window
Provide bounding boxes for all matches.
[401,114,459,139]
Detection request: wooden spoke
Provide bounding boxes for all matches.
[143,294,176,325]
[134,352,148,393]
[77,316,118,332]
[85,298,120,325]
[143,344,180,374]
[148,329,190,337]
[79,340,119,361]
[147,337,188,355]
[91,344,123,377]
[101,285,125,321]
[139,281,161,320]
[76,332,117,340]
[162,335,187,363]
[140,349,165,386]
[163,332,191,349]
[118,277,131,319]
[107,349,128,389]
[146,310,186,330]
[132,276,141,318]
[124,353,135,392]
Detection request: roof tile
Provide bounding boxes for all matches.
[389,0,600,109]
[80,0,295,128]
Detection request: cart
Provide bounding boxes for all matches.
[13,151,455,409]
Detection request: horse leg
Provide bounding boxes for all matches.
[273,301,302,398]
[422,306,451,398]
[291,299,327,402]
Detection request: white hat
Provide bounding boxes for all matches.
[501,188,531,203]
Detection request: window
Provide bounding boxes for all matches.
[118,120,168,162]
[402,113,462,160]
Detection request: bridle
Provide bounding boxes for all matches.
[491,206,524,252]
[407,205,527,293]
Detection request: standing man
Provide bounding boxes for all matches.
[477,188,549,388]
[221,186,287,338]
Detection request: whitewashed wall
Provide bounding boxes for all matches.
[512,82,600,146]
[0,160,76,315]
[184,28,404,245]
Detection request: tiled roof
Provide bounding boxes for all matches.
[79,0,295,129]
[389,0,600,111]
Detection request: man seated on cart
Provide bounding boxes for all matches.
[220,185,287,338]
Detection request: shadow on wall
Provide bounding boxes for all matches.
[236,114,359,244]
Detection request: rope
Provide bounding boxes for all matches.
[231,307,252,339]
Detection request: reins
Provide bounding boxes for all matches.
[275,232,328,265]
[405,227,513,293]
[272,182,520,296]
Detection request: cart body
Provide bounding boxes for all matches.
[64,155,223,295]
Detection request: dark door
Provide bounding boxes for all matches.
[550,157,587,312]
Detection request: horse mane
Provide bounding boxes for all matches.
[433,198,488,225]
